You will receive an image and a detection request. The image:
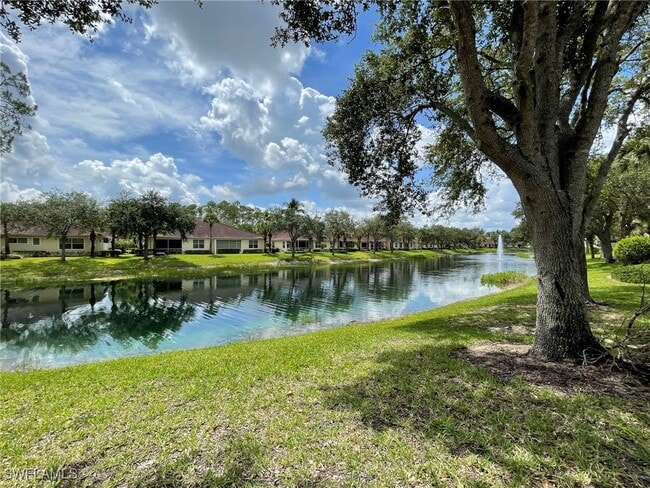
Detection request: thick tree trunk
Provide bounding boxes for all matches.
[595,213,615,263]
[586,236,596,260]
[89,230,96,258]
[60,235,68,262]
[576,239,593,304]
[143,233,150,260]
[597,229,615,263]
[528,199,606,362]
[3,223,9,254]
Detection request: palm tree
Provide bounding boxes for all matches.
[202,201,220,254]
[282,198,306,258]
[255,210,278,253]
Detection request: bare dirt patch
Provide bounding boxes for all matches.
[457,342,650,399]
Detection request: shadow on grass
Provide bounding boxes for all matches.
[321,343,650,486]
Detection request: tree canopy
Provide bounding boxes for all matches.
[280,198,307,257]
[32,190,102,262]
[0,0,158,43]
[0,61,37,154]
[273,0,650,362]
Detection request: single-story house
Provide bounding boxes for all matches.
[482,237,497,248]
[271,233,359,252]
[358,236,389,251]
[271,232,314,252]
[151,221,264,254]
[1,226,110,256]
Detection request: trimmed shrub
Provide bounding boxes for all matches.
[611,264,650,284]
[216,249,241,255]
[613,236,650,265]
[0,253,22,260]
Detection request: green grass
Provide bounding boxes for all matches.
[0,250,448,290]
[1,260,648,486]
[611,263,650,284]
[480,271,531,288]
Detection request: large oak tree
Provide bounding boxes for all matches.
[34,190,102,262]
[273,0,650,361]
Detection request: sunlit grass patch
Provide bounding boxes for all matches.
[480,271,531,288]
[0,250,448,290]
[1,260,648,486]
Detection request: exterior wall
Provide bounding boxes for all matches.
[147,236,264,254]
[243,238,264,252]
[1,236,109,255]
[272,239,311,251]
[1,236,58,254]
[184,238,209,253]
[215,238,264,253]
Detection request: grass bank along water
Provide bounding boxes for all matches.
[1,253,535,370]
[1,260,648,486]
[0,250,461,291]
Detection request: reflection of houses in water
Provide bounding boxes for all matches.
[0,262,425,330]
[1,285,102,327]
[1,276,264,327]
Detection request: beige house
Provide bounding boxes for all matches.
[271,232,314,252]
[1,227,110,256]
[152,221,263,254]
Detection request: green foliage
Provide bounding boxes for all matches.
[611,263,650,284]
[323,209,354,252]
[276,1,649,224]
[0,0,157,42]
[587,127,650,261]
[480,271,530,288]
[613,235,650,265]
[32,190,102,261]
[0,61,37,154]
[0,200,33,253]
[114,238,132,251]
[280,198,308,257]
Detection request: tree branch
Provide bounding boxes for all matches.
[582,82,650,231]
[573,1,648,165]
[558,2,608,128]
[448,1,526,180]
[534,2,562,192]
[512,0,538,161]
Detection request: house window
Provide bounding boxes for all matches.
[193,239,205,249]
[33,238,40,246]
[216,240,241,250]
[60,238,84,250]
[248,240,258,249]
[9,237,28,244]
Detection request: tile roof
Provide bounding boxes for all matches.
[2,226,105,237]
[159,221,262,239]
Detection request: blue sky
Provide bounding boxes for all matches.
[0,0,521,231]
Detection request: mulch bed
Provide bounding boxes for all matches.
[457,342,650,399]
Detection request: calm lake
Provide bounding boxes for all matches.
[0,253,534,370]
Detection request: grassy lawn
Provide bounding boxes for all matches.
[0,250,450,290]
[1,260,648,486]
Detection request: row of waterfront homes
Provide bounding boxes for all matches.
[2,220,457,257]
